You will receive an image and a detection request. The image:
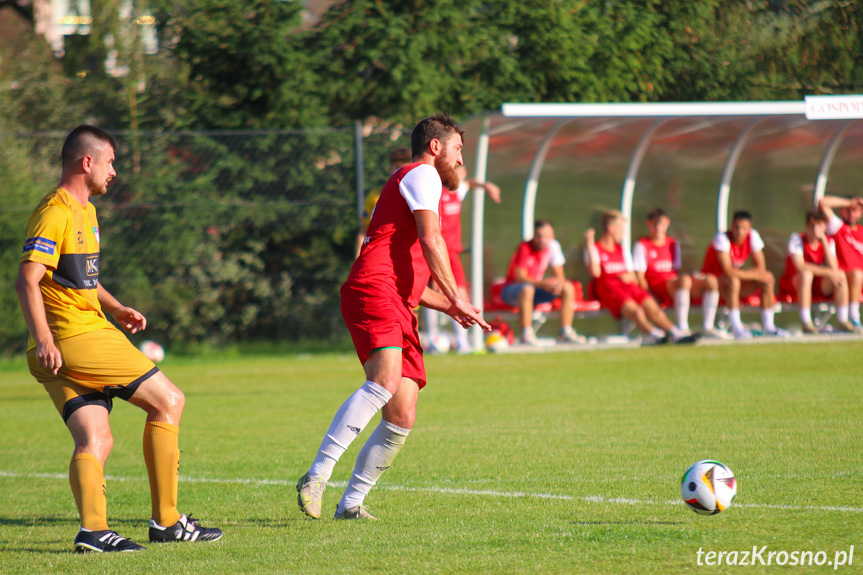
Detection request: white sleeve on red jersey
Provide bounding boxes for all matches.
[712,232,730,252]
[749,229,765,252]
[672,239,682,271]
[827,236,836,256]
[826,214,844,236]
[399,164,442,213]
[456,180,469,202]
[631,240,647,272]
[787,232,804,256]
[549,239,566,266]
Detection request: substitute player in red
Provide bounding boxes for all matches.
[633,208,724,337]
[585,211,698,344]
[296,115,490,520]
[700,210,787,339]
[778,210,850,333]
[15,126,221,552]
[424,165,500,353]
[818,194,863,333]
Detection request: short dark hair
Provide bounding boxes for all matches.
[61,125,116,167]
[410,114,464,159]
[535,219,553,231]
[732,210,752,223]
[806,210,828,224]
[646,208,667,223]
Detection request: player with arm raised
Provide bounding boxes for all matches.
[818,195,863,333]
[296,115,490,520]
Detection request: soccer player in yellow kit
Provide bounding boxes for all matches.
[15,125,222,552]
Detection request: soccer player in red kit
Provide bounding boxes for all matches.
[633,208,724,337]
[425,165,500,352]
[818,195,863,333]
[778,210,850,333]
[296,115,491,520]
[585,210,698,344]
[700,210,786,339]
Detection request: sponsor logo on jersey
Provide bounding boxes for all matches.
[22,237,57,255]
[86,255,99,276]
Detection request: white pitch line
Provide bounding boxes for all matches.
[2,470,861,513]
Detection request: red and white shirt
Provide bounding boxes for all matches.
[586,241,634,284]
[439,182,469,253]
[826,214,863,271]
[779,232,835,285]
[700,230,764,277]
[345,162,442,308]
[632,236,681,285]
[505,239,565,283]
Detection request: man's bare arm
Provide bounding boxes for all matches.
[15,262,62,374]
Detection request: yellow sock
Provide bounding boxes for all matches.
[69,453,109,531]
[143,421,182,527]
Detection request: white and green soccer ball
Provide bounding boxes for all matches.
[680,460,737,515]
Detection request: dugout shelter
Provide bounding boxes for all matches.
[460,98,863,348]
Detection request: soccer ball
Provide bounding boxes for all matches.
[680,460,737,515]
[140,340,165,363]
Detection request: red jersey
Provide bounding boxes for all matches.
[505,239,565,283]
[826,215,863,270]
[700,230,764,277]
[779,232,833,285]
[439,185,467,253]
[345,162,442,308]
[589,241,634,285]
[632,236,680,284]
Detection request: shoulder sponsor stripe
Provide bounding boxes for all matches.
[22,237,57,255]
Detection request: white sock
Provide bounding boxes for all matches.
[729,309,745,334]
[452,318,470,349]
[649,327,665,340]
[669,326,685,340]
[308,381,392,481]
[424,307,439,339]
[674,289,690,331]
[762,309,776,332]
[799,307,812,325]
[702,291,719,330]
[851,302,861,324]
[338,420,410,513]
[838,305,849,323]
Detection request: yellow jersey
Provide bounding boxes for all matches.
[21,187,109,350]
[361,189,382,228]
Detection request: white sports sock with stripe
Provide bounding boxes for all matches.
[674,289,690,331]
[308,381,392,481]
[338,420,410,514]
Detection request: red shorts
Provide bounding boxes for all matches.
[448,250,467,289]
[596,277,650,319]
[647,278,673,306]
[340,285,426,388]
[779,274,830,302]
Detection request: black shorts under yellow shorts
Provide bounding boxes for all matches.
[27,327,159,423]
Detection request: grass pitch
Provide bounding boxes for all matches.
[0,341,861,574]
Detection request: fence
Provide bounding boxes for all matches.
[1,128,411,354]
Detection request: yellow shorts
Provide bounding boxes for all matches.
[28,327,158,423]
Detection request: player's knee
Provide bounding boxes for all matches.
[76,432,113,462]
[679,274,693,290]
[705,274,719,291]
[848,269,863,283]
[519,284,535,299]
